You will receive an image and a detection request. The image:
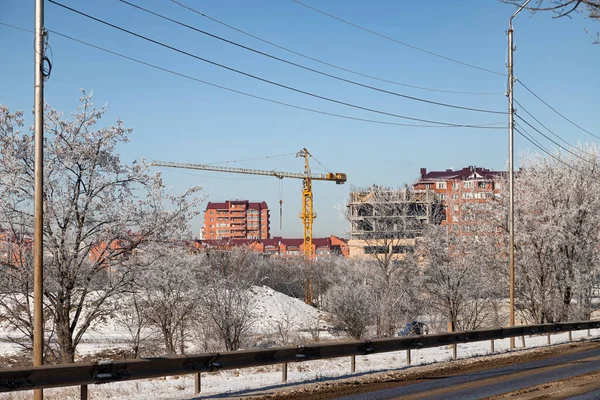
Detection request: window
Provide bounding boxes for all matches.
[439,193,447,200]
[364,246,389,254]
[392,245,413,254]
[452,182,459,189]
[436,182,447,189]
[463,181,474,189]
[452,194,458,200]
[478,181,487,189]
[453,205,459,212]
[424,183,432,189]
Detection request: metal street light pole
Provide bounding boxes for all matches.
[34,0,45,398]
[507,0,530,350]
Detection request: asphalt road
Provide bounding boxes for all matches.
[336,346,600,400]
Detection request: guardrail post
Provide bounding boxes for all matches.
[406,349,411,365]
[350,356,356,373]
[588,328,591,337]
[547,333,551,345]
[448,321,457,360]
[80,384,88,400]
[490,339,494,354]
[568,331,573,341]
[452,343,457,360]
[282,363,288,382]
[521,335,526,348]
[195,372,201,394]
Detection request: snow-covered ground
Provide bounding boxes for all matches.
[1,287,599,399]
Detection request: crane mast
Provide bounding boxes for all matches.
[297,149,316,304]
[152,148,346,304]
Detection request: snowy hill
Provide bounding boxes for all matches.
[248,285,338,334]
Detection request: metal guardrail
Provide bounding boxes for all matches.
[0,320,599,393]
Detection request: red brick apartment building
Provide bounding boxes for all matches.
[203,200,270,240]
[413,166,505,227]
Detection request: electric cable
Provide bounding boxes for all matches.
[205,153,296,165]
[0,21,506,129]
[514,99,598,158]
[517,79,600,140]
[121,0,505,114]
[516,115,598,166]
[290,0,506,77]
[170,0,503,95]
[514,126,583,173]
[47,1,505,128]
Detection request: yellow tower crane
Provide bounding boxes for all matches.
[151,148,346,304]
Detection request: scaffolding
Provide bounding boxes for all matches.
[348,185,443,241]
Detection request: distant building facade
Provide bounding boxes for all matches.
[190,235,348,257]
[203,200,270,240]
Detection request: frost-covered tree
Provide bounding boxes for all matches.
[344,186,436,336]
[514,147,600,323]
[325,260,375,339]
[0,92,203,363]
[199,248,259,351]
[132,246,201,355]
[420,192,506,331]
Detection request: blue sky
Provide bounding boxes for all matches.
[1,0,598,238]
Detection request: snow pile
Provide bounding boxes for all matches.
[248,285,336,334]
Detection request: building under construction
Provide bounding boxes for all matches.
[347,185,443,258]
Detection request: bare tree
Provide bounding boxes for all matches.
[0,93,203,363]
[271,304,298,346]
[501,0,600,42]
[502,0,599,19]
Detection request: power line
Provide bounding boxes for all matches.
[47,0,505,128]
[169,0,502,96]
[517,79,600,140]
[1,22,504,129]
[121,0,505,115]
[516,115,598,166]
[514,99,598,158]
[290,0,506,77]
[514,126,582,173]
[206,153,296,165]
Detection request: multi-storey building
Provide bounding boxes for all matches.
[412,166,505,229]
[203,200,270,240]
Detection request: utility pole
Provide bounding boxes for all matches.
[34,0,45,398]
[507,0,530,350]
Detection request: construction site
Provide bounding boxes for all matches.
[346,185,444,258]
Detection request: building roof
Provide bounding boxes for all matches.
[205,200,269,211]
[416,166,506,183]
[193,236,346,249]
